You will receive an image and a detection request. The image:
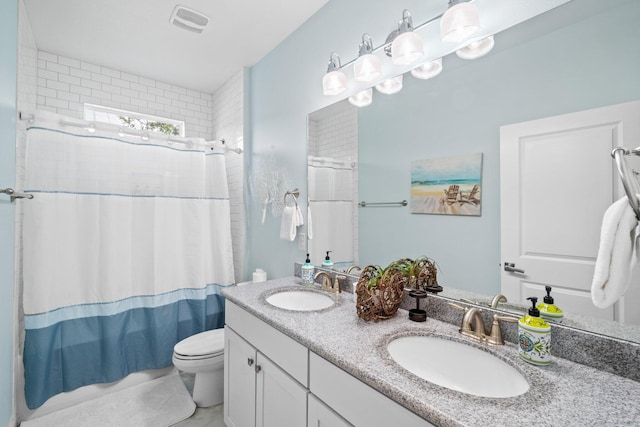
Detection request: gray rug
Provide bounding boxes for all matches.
[21,372,195,427]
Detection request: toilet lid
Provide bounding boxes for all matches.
[174,329,224,358]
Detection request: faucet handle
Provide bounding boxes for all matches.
[332,275,345,293]
[487,314,519,345]
[448,302,467,312]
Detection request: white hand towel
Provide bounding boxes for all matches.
[307,203,313,240]
[591,197,640,308]
[280,206,297,241]
[294,204,304,227]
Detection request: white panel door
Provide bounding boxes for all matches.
[224,326,257,427]
[500,101,640,323]
[256,352,307,427]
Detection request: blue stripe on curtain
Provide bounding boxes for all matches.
[23,284,226,409]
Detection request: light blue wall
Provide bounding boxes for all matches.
[0,0,17,424]
[248,0,640,285]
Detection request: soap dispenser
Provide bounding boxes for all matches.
[301,253,314,286]
[537,286,564,323]
[518,297,551,366]
[322,251,334,268]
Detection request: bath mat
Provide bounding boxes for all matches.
[21,372,196,427]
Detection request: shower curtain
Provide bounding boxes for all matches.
[20,111,235,409]
[308,156,354,266]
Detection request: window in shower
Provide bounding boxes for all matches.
[83,103,185,137]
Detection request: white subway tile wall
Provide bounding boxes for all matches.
[29,50,247,282]
[36,51,213,139]
[212,70,246,283]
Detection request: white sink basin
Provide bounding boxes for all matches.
[387,336,529,398]
[266,290,334,311]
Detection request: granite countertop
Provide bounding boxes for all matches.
[222,277,640,427]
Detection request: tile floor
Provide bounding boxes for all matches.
[173,373,224,427]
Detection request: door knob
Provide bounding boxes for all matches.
[255,365,262,374]
[247,358,254,367]
[504,262,525,274]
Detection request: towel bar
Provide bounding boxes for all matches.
[1,188,34,202]
[359,200,407,207]
[612,147,640,220]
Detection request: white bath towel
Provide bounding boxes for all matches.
[280,206,297,241]
[591,197,640,308]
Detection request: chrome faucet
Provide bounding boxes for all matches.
[346,265,361,274]
[449,303,487,341]
[449,302,518,345]
[461,307,487,340]
[490,294,508,308]
[314,271,342,293]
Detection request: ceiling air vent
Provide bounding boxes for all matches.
[170,6,210,34]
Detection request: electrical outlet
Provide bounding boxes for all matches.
[298,233,306,251]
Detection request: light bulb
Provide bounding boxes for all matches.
[441,2,480,44]
[354,54,382,82]
[348,88,373,107]
[411,58,443,80]
[322,70,348,96]
[375,75,403,95]
[391,32,423,66]
[456,35,495,59]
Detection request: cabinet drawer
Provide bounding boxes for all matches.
[309,352,434,427]
[226,301,308,386]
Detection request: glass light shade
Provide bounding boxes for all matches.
[322,70,347,96]
[375,75,403,95]
[391,32,424,66]
[440,2,480,44]
[411,58,443,80]
[354,54,382,82]
[348,88,373,107]
[456,36,495,59]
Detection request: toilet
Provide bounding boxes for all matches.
[172,328,225,407]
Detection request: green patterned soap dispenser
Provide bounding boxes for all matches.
[518,297,551,366]
[537,286,564,323]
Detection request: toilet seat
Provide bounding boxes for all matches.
[173,329,224,359]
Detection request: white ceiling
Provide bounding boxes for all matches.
[22,0,330,93]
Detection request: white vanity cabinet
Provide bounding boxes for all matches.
[224,301,309,427]
[224,300,432,427]
[309,353,434,427]
[308,394,352,427]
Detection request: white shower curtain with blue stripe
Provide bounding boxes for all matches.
[21,111,235,409]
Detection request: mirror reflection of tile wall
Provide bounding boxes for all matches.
[308,101,358,267]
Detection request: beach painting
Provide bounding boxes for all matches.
[411,153,483,216]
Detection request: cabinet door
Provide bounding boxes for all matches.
[256,353,307,427]
[224,326,257,427]
[308,394,352,427]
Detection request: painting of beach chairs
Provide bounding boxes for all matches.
[411,153,482,216]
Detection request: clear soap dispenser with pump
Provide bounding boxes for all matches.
[518,297,551,366]
[537,286,564,323]
[322,251,333,268]
[301,253,314,286]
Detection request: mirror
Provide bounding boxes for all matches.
[307,0,640,343]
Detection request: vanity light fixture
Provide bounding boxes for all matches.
[391,10,424,66]
[354,34,382,82]
[456,35,495,59]
[348,88,373,107]
[320,3,496,107]
[411,57,443,80]
[375,75,403,95]
[322,52,348,96]
[440,0,480,44]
